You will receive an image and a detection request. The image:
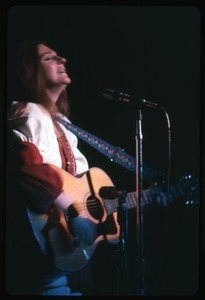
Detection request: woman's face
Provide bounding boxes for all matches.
[37,44,71,87]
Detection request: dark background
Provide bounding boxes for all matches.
[5,4,202,296]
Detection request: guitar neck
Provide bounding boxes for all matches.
[103,178,189,215]
[103,187,160,215]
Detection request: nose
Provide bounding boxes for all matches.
[57,56,67,64]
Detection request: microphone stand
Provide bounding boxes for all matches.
[136,109,146,295]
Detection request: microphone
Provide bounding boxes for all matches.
[141,98,158,108]
[102,89,132,104]
[102,88,158,108]
[99,186,119,199]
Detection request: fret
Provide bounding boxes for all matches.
[103,199,118,215]
[142,189,151,205]
[130,193,137,208]
[103,199,112,214]
[126,193,135,209]
[112,199,118,213]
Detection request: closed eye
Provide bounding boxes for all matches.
[44,55,58,61]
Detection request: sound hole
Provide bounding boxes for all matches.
[87,195,104,221]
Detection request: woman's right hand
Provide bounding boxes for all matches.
[69,213,97,246]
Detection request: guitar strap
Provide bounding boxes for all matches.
[56,117,159,183]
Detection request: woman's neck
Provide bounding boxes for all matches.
[42,85,66,112]
[45,85,64,103]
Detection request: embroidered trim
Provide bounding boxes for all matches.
[54,121,76,175]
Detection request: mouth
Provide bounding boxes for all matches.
[58,69,66,73]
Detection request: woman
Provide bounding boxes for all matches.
[6,40,97,295]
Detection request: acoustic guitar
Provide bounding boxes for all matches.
[27,164,198,272]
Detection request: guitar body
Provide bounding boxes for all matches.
[27,165,120,272]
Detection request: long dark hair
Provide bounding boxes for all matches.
[8,40,70,118]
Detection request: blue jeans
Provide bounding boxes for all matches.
[39,276,82,296]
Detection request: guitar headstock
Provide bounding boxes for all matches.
[177,174,199,206]
[145,173,199,207]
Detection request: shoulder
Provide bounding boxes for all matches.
[8,102,53,126]
[23,102,52,120]
[7,102,55,143]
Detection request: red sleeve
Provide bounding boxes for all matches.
[11,141,63,213]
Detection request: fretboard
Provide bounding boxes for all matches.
[103,180,187,215]
[102,188,157,215]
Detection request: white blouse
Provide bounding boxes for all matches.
[7,102,89,176]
